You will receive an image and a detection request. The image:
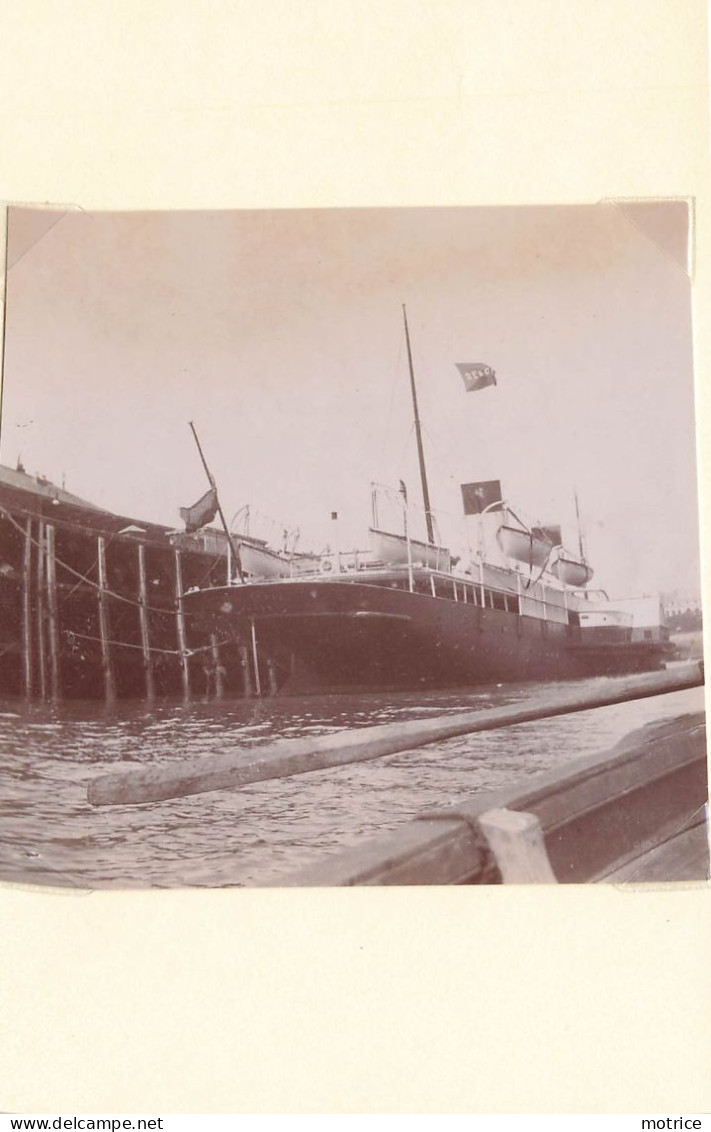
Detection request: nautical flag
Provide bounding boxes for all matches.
[532,524,562,547]
[456,362,496,393]
[399,480,407,502]
[461,480,503,515]
[180,486,218,532]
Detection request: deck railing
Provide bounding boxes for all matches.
[258,556,571,624]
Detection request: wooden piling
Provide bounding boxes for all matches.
[45,524,61,700]
[21,516,33,697]
[173,549,191,699]
[96,536,117,703]
[210,633,224,699]
[250,617,262,697]
[35,520,47,700]
[137,543,155,700]
[239,644,252,697]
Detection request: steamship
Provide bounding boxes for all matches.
[182,310,673,694]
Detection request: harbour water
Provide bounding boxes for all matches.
[0,678,705,889]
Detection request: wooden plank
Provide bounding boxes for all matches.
[602,820,709,883]
[97,536,117,703]
[45,524,61,700]
[477,808,557,883]
[87,662,703,808]
[325,818,502,886]
[527,723,706,882]
[137,543,155,700]
[21,515,33,697]
[277,712,707,886]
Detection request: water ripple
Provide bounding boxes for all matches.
[0,681,704,888]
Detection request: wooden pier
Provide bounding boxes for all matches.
[0,464,244,701]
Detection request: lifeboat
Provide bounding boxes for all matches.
[496,524,552,568]
[368,528,452,572]
[551,555,594,588]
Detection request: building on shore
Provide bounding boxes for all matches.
[661,589,704,633]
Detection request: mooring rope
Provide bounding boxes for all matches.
[0,506,206,618]
[62,628,234,659]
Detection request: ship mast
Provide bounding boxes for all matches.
[402,304,435,545]
[188,421,245,582]
[574,488,586,561]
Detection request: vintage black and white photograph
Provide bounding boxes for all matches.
[0,202,706,888]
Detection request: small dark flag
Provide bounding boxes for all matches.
[399,480,408,502]
[331,511,338,521]
[456,362,497,393]
[532,524,562,547]
[461,479,503,516]
[180,486,218,532]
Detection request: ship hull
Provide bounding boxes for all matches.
[183,577,666,693]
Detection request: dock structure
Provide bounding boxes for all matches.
[0,464,234,701]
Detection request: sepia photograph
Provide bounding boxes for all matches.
[0,201,706,889]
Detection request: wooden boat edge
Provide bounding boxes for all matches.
[269,709,709,888]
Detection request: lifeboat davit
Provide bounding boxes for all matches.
[496,524,552,568]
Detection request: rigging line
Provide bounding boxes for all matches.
[63,629,234,658]
[420,422,459,486]
[417,423,461,545]
[527,546,555,590]
[60,528,122,605]
[0,506,186,618]
[397,420,417,472]
[375,328,406,482]
[63,630,181,657]
[62,559,99,603]
[406,333,473,487]
[191,551,230,590]
[419,419,479,545]
[183,637,235,657]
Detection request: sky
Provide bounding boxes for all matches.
[1,202,700,599]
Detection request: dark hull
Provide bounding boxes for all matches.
[183,578,669,693]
